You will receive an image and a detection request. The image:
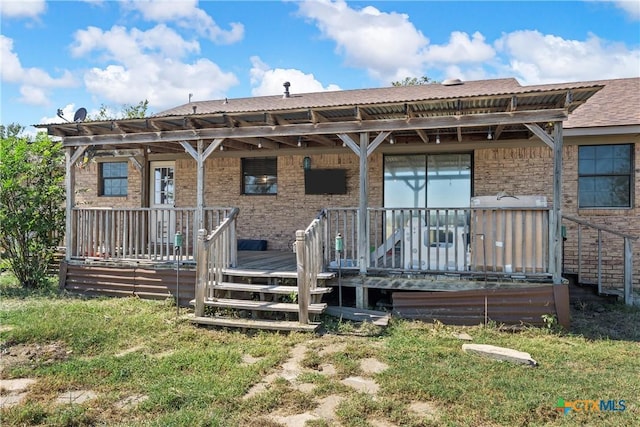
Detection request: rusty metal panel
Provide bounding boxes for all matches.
[392,286,562,326]
[62,263,196,306]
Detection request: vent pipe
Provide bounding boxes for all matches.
[283,81,291,98]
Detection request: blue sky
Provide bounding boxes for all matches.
[1,0,639,134]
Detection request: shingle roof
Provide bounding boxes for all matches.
[563,77,640,128]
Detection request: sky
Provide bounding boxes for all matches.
[1,0,639,135]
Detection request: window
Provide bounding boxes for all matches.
[99,162,128,196]
[242,158,277,194]
[578,144,633,208]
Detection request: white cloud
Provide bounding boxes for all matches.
[249,56,341,96]
[495,30,640,84]
[424,32,495,64]
[597,0,640,20]
[71,25,238,108]
[297,1,496,84]
[297,0,431,82]
[71,25,200,60]
[0,35,75,106]
[0,0,45,18]
[122,0,244,44]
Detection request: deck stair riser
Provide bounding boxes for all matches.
[199,298,326,313]
[211,282,331,295]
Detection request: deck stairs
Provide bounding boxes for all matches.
[189,268,334,332]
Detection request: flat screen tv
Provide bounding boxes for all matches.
[305,169,347,195]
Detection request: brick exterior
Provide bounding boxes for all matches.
[71,137,639,290]
[74,159,142,208]
[175,152,383,250]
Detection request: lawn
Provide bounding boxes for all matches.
[1,273,638,426]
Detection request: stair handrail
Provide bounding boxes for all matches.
[562,214,636,306]
[295,210,327,325]
[195,208,239,317]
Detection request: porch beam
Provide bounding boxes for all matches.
[337,133,360,156]
[357,132,368,308]
[65,147,84,261]
[552,122,563,285]
[366,131,391,158]
[524,123,554,149]
[60,109,570,146]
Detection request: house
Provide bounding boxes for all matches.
[39,76,640,331]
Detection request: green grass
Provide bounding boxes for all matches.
[1,273,639,426]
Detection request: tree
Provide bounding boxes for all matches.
[391,76,436,86]
[90,99,150,121]
[0,125,65,288]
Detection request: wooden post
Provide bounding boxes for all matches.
[195,229,207,317]
[357,132,368,308]
[296,230,309,324]
[552,122,563,285]
[65,148,74,261]
[197,139,204,230]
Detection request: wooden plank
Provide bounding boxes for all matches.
[188,316,320,332]
[296,230,309,324]
[202,298,326,314]
[223,268,334,280]
[212,282,331,295]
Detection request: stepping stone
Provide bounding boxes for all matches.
[341,376,379,394]
[1,393,28,408]
[0,378,36,392]
[116,394,148,410]
[408,401,438,420]
[318,363,336,376]
[270,413,320,427]
[55,390,98,405]
[462,344,537,367]
[293,383,316,393]
[241,354,263,365]
[360,358,388,375]
[312,394,344,420]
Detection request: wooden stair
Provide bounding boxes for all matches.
[190,270,333,332]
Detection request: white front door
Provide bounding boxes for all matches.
[150,161,175,244]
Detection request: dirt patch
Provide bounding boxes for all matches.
[116,394,149,410]
[115,345,144,357]
[408,401,439,421]
[341,376,380,394]
[0,341,71,373]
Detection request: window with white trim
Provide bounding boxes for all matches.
[99,162,128,196]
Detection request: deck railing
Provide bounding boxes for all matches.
[194,208,239,317]
[70,207,233,262]
[324,207,551,275]
[295,210,327,324]
[562,215,636,305]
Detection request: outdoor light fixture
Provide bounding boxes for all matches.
[297,136,302,147]
[303,156,311,170]
[220,145,224,151]
[487,128,493,140]
[436,132,441,144]
[389,135,395,144]
[258,140,263,149]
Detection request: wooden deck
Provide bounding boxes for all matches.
[227,251,334,280]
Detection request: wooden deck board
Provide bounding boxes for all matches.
[188,315,320,332]
[202,298,326,313]
[212,282,332,295]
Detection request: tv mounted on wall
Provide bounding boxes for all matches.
[304,169,347,195]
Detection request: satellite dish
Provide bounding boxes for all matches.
[73,107,87,122]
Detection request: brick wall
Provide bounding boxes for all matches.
[74,159,142,208]
[175,152,383,250]
[475,141,640,290]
